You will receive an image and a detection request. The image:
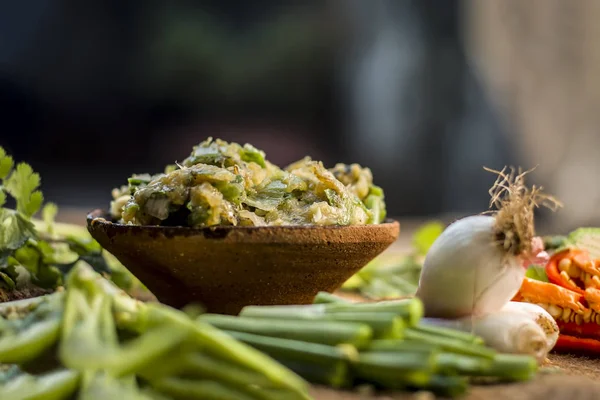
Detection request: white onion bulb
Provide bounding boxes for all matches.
[421,301,558,364]
[464,310,549,363]
[416,215,526,318]
[500,301,559,350]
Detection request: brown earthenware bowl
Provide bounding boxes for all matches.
[86,209,400,314]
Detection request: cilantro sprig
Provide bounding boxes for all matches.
[0,147,42,252]
[5,163,44,217]
[0,146,138,298]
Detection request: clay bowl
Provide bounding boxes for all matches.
[87,209,400,314]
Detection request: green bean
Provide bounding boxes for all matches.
[136,343,198,382]
[277,358,350,388]
[313,292,350,304]
[152,378,262,400]
[473,353,538,381]
[60,291,189,376]
[351,351,437,388]
[0,369,79,400]
[225,331,358,365]
[78,372,155,400]
[434,352,493,376]
[0,318,60,364]
[180,351,282,395]
[191,320,310,395]
[403,329,496,359]
[414,323,484,345]
[414,375,468,397]
[325,298,423,327]
[238,306,404,340]
[199,314,372,349]
[325,313,405,340]
[68,265,311,397]
[368,339,439,353]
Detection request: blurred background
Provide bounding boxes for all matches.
[1,0,599,233]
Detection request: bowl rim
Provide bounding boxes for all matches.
[86,209,399,233]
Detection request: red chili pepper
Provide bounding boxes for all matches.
[545,249,585,294]
[554,334,600,354]
[556,321,600,338]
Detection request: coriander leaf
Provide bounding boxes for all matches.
[0,271,15,290]
[525,265,549,282]
[11,265,33,287]
[42,202,58,235]
[5,162,43,217]
[13,243,41,277]
[568,228,600,260]
[25,190,43,217]
[34,240,78,266]
[65,236,103,256]
[412,221,445,256]
[0,147,14,180]
[79,253,112,275]
[0,209,37,251]
[12,241,64,288]
[65,236,112,275]
[542,235,568,251]
[34,264,63,288]
[0,249,9,265]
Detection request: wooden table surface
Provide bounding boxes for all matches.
[60,208,600,399]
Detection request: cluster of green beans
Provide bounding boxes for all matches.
[0,262,312,400]
[0,263,539,399]
[200,292,538,397]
